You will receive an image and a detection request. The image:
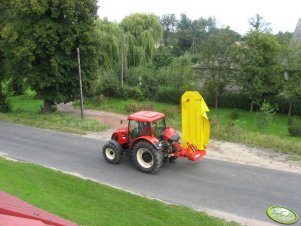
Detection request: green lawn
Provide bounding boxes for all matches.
[0,95,108,134]
[208,108,299,137]
[208,108,301,156]
[78,97,301,156]
[0,158,238,226]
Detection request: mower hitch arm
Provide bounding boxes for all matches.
[171,142,206,161]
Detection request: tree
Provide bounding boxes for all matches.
[190,18,213,54]
[0,0,11,112]
[175,15,217,55]
[152,46,174,69]
[176,14,193,54]
[94,18,120,70]
[160,14,177,46]
[282,41,301,116]
[276,31,293,46]
[120,13,163,68]
[199,28,240,109]
[0,0,98,112]
[248,14,271,33]
[237,31,281,111]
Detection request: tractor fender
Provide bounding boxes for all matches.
[164,127,180,141]
[131,136,160,150]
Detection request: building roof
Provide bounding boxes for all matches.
[0,191,77,226]
[128,111,165,122]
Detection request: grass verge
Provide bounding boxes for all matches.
[0,95,108,135]
[0,157,238,226]
[209,109,301,156]
[77,97,301,156]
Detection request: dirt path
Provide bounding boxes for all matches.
[58,103,301,174]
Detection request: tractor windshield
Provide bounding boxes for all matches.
[128,118,166,139]
[129,120,151,138]
[151,118,166,138]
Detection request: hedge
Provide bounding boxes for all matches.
[203,93,301,115]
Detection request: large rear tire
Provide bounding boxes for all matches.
[102,140,123,164]
[133,141,163,174]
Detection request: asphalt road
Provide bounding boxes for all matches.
[0,121,300,225]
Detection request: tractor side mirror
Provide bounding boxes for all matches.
[120,119,128,125]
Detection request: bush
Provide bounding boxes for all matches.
[267,95,301,116]
[140,102,154,111]
[122,86,145,100]
[128,66,158,87]
[100,71,121,97]
[2,78,27,96]
[92,95,107,105]
[288,117,301,137]
[230,109,239,119]
[125,102,154,113]
[128,66,159,98]
[155,86,183,104]
[152,47,174,69]
[202,93,252,111]
[0,95,11,112]
[125,103,140,113]
[255,101,276,130]
[288,125,301,136]
[206,93,301,115]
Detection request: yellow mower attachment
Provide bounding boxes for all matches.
[181,91,210,152]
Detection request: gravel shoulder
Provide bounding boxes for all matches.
[58,103,301,174]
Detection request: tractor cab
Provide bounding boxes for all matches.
[110,111,167,148]
[128,111,166,139]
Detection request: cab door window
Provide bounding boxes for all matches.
[129,120,139,138]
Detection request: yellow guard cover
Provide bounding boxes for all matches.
[181,91,210,150]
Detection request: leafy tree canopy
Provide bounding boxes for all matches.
[248,14,271,33]
[160,14,177,46]
[282,41,301,116]
[120,13,163,67]
[199,27,240,109]
[238,31,281,111]
[95,18,120,70]
[0,0,98,111]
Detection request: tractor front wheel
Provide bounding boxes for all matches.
[133,141,163,174]
[102,140,123,164]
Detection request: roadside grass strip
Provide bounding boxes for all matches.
[0,157,238,226]
[0,95,108,134]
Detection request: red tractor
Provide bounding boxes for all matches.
[102,91,210,174]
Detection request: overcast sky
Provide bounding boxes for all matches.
[97,0,300,35]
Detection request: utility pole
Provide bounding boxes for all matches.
[77,47,84,119]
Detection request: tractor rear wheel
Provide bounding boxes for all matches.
[133,141,163,174]
[102,140,123,164]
